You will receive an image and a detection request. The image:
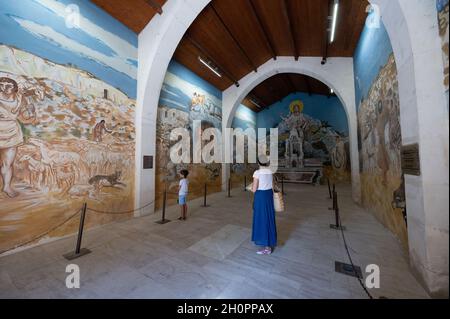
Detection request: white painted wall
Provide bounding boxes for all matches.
[221,57,361,203]
[370,0,449,298]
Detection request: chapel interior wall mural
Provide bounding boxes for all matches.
[156,60,223,209]
[0,0,137,253]
[354,14,407,249]
[437,0,449,99]
[256,92,351,185]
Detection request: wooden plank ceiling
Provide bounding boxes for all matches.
[91,0,166,33]
[241,73,335,112]
[175,0,368,112]
[92,0,368,112]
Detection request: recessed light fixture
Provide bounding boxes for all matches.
[250,98,262,109]
[330,0,339,43]
[330,88,334,94]
[198,56,222,78]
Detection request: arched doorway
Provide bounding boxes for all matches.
[221,57,360,202]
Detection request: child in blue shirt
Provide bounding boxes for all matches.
[178,169,189,220]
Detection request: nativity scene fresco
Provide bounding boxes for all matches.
[156,61,223,209]
[0,1,137,253]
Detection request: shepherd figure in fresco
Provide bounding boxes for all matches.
[280,100,308,168]
[93,119,112,142]
[0,77,37,198]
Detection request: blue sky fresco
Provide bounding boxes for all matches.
[159,60,222,112]
[0,0,137,98]
[353,11,393,108]
[437,0,449,11]
[257,92,349,135]
[232,104,257,130]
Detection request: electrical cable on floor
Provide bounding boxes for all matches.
[336,207,375,299]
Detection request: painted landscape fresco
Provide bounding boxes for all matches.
[353,13,407,249]
[0,1,137,253]
[437,0,449,94]
[156,61,222,209]
[357,54,406,247]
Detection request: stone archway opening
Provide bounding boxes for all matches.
[221,58,360,202]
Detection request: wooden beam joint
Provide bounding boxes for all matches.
[145,0,163,15]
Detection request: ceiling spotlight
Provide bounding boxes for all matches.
[330,0,339,43]
[330,88,334,94]
[198,56,222,78]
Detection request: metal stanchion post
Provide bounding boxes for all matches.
[327,178,332,199]
[156,187,170,224]
[282,175,285,195]
[63,202,91,260]
[244,176,247,192]
[330,192,345,230]
[202,183,209,207]
[228,178,231,197]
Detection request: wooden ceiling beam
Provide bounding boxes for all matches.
[210,3,258,73]
[248,0,277,60]
[184,34,240,87]
[282,0,299,60]
[145,0,163,15]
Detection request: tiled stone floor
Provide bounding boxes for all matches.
[0,184,430,299]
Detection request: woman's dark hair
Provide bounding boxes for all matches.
[180,169,189,178]
[258,155,270,167]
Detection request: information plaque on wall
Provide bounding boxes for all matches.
[143,156,153,169]
[401,144,420,176]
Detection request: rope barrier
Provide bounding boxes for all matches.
[0,208,82,256]
[1,177,249,256]
[87,200,155,215]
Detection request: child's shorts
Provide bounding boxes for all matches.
[178,195,187,205]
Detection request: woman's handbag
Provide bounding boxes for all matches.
[273,190,285,212]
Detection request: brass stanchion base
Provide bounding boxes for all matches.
[63,248,91,260]
[330,224,346,231]
[155,219,171,224]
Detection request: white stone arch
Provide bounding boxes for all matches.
[136,0,210,217]
[368,0,449,298]
[221,57,361,202]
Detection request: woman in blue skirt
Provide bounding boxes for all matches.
[251,156,277,255]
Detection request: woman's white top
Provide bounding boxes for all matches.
[253,168,273,190]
